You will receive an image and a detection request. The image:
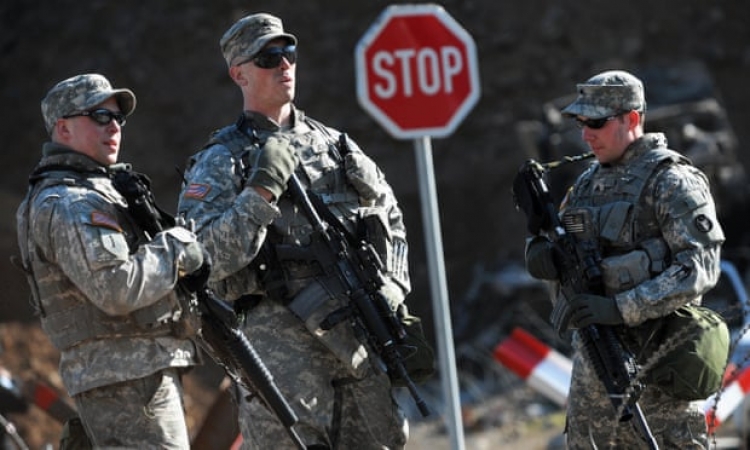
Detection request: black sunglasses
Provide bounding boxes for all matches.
[63,109,126,126]
[249,45,297,69]
[574,114,622,130]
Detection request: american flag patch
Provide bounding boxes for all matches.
[184,183,211,200]
[91,211,122,232]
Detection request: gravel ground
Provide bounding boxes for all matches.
[1,321,566,449]
[2,321,746,450]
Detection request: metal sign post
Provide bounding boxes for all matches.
[355,5,480,449]
[414,135,465,450]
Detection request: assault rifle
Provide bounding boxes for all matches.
[284,170,430,417]
[512,157,658,449]
[110,166,306,450]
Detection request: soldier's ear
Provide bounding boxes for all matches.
[229,65,249,87]
[54,118,71,140]
[626,110,642,130]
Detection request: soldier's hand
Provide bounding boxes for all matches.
[247,135,298,201]
[164,227,204,275]
[567,294,623,328]
[525,236,560,280]
[181,247,212,293]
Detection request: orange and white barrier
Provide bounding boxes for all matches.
[494,326,748,431]
[26,380,78,423]
[704,363,750,433]
[493,327,571,406]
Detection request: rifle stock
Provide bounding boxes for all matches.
[513,158,658,449]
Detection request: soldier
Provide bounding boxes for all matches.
[525,70,725,448]
[177,12,430,450]
[16,73,205,449]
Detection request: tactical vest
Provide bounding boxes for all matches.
[566,145,730,401]
[18,166,189,350]
[205,115,360,218]
[564,148,688,294]
[200,114,362,299]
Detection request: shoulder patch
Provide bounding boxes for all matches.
[90,211,122,232]
[184,183,211,200]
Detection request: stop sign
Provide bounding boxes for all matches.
[356,4,480,140]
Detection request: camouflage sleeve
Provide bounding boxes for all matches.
[32,187,192,316]
[177,144,280,282]
[616,163,725,325]
[343,137,411,303]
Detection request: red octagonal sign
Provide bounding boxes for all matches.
[356,4,480,140]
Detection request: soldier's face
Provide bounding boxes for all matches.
[59,97,122,166]
[580,113,637,164]
[233,38,296,110]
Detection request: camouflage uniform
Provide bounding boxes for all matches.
[177,13,411,449]
[178,106,410,449]
[17,74,202,449]
[552,72,725,449]
[562,134,723,449]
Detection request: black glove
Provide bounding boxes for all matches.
[247,135,298,200]
[525,236,560,280]
[180,248,212,293]
[566,293,623,328]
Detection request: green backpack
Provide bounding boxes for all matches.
[640,304,730,401]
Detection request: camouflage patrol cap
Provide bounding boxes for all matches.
[220,13,297,67]
[41,73,136,134]
[561,70,646,119]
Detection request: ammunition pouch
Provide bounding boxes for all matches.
[639,237,670,273]
[358,208,410,296]
[287,279,370,378]
[252,238,367,373]
[601,251,650,295]
[358,208,390,268]
[600,238,670,296]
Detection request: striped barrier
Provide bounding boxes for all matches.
[26,379,78,423]
[493,327,571,406]
[494,326,748,430]
[1,366,77,424]
[704,363,750,433]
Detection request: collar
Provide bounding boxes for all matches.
[36,142,110,178]
[238,106,308,134]
[616,132,668,166]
